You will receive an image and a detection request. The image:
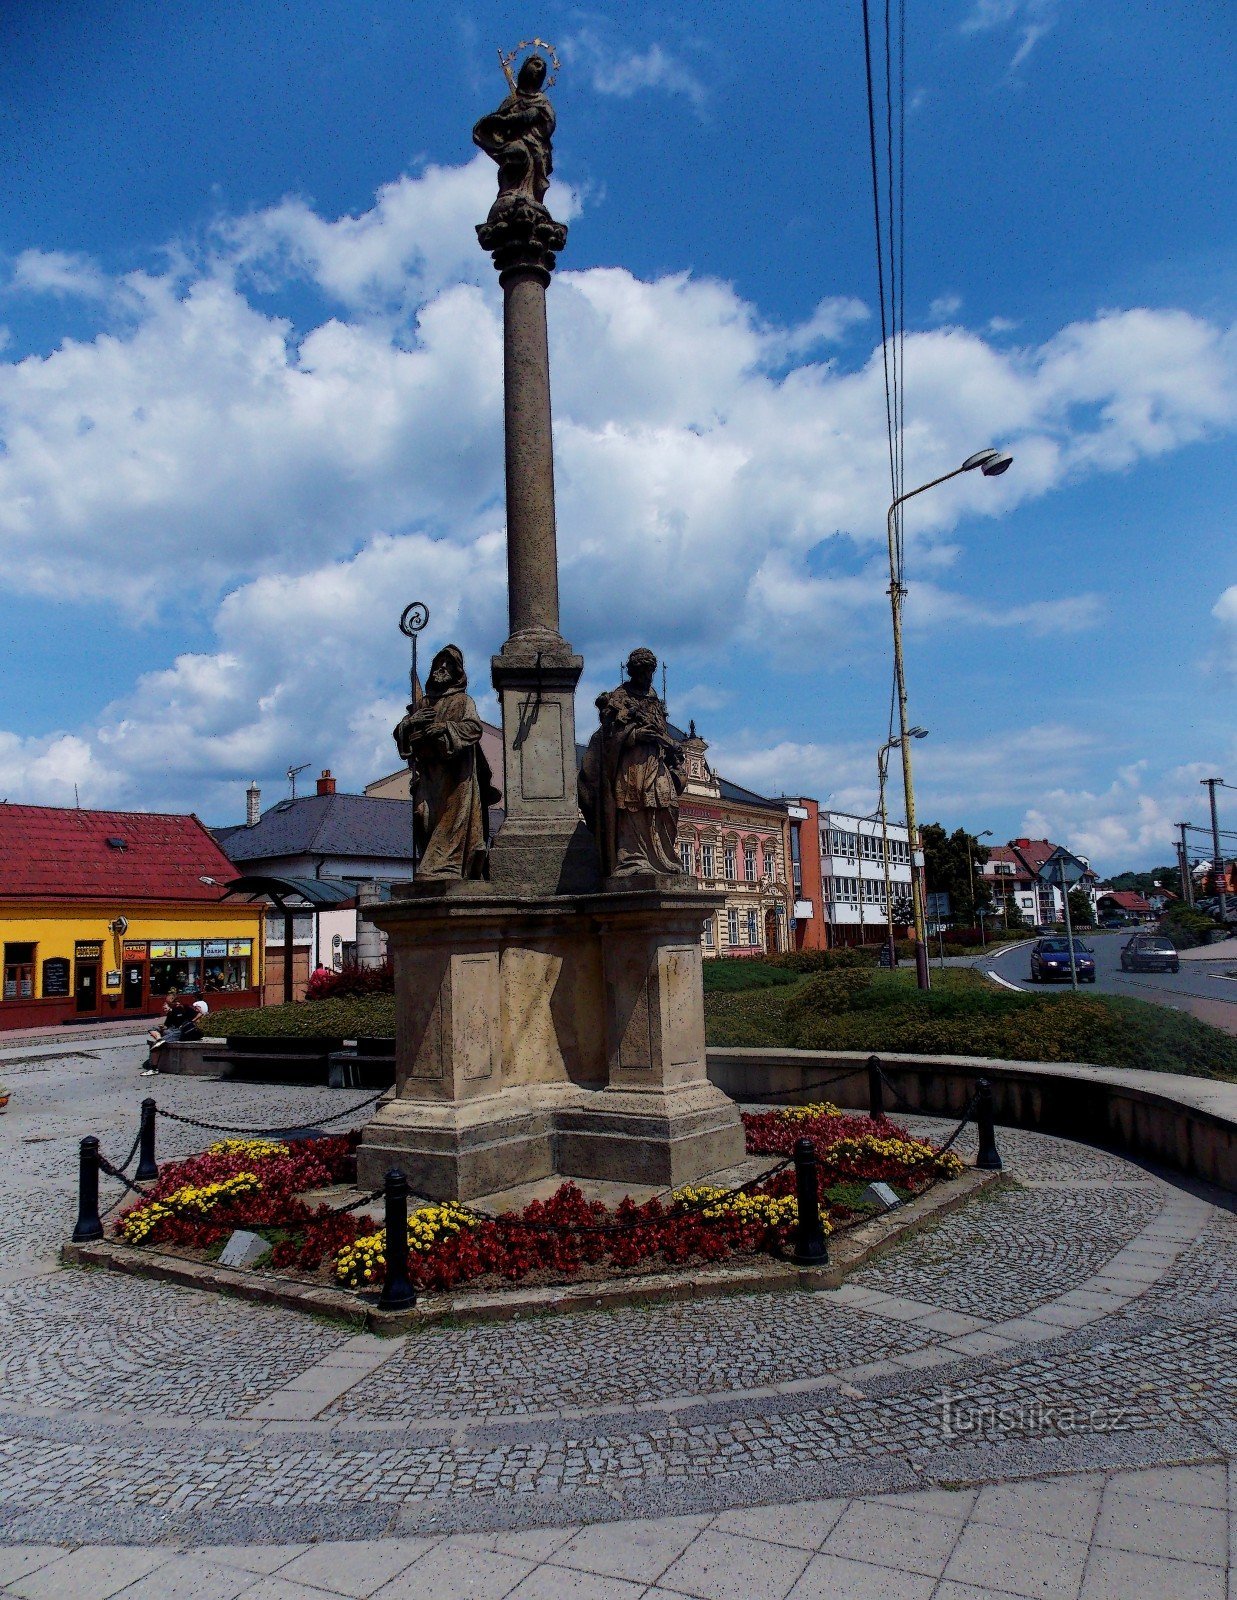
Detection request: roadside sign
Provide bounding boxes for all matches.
[1038,847,1086,887]
[925,891,951,920]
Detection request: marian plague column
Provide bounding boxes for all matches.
[473,51,598,894]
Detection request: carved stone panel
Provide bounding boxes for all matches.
[517,700,567,799]
[454,952,500,1082]
[660,944,703,1073]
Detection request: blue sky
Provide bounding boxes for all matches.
[0,0,1234,872]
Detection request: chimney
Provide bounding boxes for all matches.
[316,769,336,797]
[246,781,261,827]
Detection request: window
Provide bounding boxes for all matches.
[701,842,716,878]
[727,908,740,946]
[678,840,694,875]
[763,849,775,880]
[702,917,714,947]
[747,909,759,945]
[861,834,878,860]
[3,942,35,1001]
[793,862,802,892]
[724,847,737,881]
[744,846,757,882]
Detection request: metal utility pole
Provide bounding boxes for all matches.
[884,449,1012,990]
[1201,779,1230,924]
[1176,823,1194,907]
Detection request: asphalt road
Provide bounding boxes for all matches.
[979,929,1237,1025]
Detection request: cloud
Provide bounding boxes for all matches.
[1209,586,1237,680]
[562,30,708,111]
[961,0,1062,70]
[0,157,1235,817]
[7,249,110,300]
[0,731,121,806]
[929,293,963,322]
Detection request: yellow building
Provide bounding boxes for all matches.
[0,804,263,1030]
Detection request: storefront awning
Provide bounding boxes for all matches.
[222,874,357,911]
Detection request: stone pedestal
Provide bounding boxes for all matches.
[488,641,600,895]
[356,884,744,1198]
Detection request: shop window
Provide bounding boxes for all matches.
[3,942,35,1001]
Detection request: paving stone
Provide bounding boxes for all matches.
[1106,1462,1229,1508]
[970,1478,1104,1544]
[783,1550,937,1599]
[6,1545,169,1600]
[183,1545,309,1576]
[821,1502,965,1577]
[368,1544,534,1599]
[654,1528,811,1599]
[87,1554,262,1600]
[0,1547,66,1586]
[277,1539,440,1597]
[708,1499,846,1551]
[1078,1547,1226,1600]
[1093,1491,1227,1563]
[942,1523,1092,1599]
[507,1566,647,1599]
[450,1527,581,1563]
[553,1517,711,1584]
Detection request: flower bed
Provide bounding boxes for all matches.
[114,1108,963,1296]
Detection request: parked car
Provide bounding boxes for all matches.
[1098,915,1125,930]
[1029,937,1096,983]
[1120,934,1180,974]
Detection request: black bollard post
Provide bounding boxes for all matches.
[974,1078,1003,1170]
[790,1137,830,1266]
[867,1055,884,1121]
[135,1097,159,1182]
[376,1168,417,1311]
[72,1136,104,1243]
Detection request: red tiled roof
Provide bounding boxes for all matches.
[1099,890,1151,912]
[0,805,242,903]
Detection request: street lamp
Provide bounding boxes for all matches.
[885,449,1014,989]
[969,829,993,945]
[878,728,927,969]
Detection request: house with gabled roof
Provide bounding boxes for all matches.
[0,802,263,1030]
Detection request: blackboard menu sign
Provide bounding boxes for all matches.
[43,957,71,998]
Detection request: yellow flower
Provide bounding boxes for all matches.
[206,1138,289,1160]
[777,1102,842,1122]
[121,1171,262,1245]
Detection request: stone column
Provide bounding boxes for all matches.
[478,204,599,895]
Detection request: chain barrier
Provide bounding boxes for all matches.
[739,1067,867,1104]
[877,1064,914,1109]
[934,1089,982,1154]
[153,1088,386,1138]
[97,1152,154,1202]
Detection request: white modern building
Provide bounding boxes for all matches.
[819,808,914,946]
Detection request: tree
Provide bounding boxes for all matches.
[1003,895,1029,930]
[1067,887,1095,927]
[920,822,994,927]
[1109,865,1182,897]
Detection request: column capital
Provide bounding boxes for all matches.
[477,199,568,284]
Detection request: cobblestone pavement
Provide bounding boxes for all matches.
[0,1035,1234,1598]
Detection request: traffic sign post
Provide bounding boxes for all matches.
[1038,848,1086,991]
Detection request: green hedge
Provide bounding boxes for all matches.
[766,947,879,974]
[701,959,798,992]
[776,967,1237,1079]
[216,995,396,1039]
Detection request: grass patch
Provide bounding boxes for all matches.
[215,995,396,1040]
[705,964,1237,1081]
[701,959,799,993]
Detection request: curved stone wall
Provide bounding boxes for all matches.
[708,1046,1237,1193]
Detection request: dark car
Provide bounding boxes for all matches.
[1120,934,1180,974]
[1029,937,1096,983]
[1098,915,1127,930]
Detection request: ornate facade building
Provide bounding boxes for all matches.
[673,725,794,957]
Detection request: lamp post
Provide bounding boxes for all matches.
[878,728,926,969]
[969,829,993,944]
[1200,779,1231,926]
[885,448,1013,989]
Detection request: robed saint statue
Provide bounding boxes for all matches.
[579,648,686,878]
[393,645,500,880]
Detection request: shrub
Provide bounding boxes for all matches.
[1159,905,1221,949]
[220,995,396,1040]
[306,959,394,1000]
[701,959,798,992]
[766,947,879,974]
